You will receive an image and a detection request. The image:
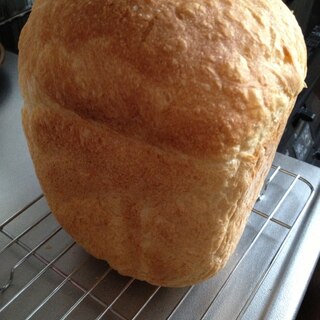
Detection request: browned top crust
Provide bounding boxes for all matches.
[19,0,306,159]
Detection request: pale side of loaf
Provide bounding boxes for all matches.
[19,0,306,287]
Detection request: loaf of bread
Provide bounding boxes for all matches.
[19,0,306,287]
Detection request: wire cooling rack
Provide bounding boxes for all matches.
[0,165,315,320]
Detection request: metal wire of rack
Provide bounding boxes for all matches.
[0,165,315,320]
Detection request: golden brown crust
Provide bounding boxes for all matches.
[19,0,306,286]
